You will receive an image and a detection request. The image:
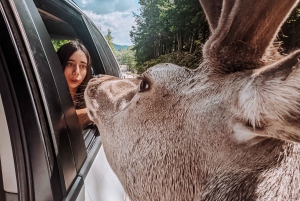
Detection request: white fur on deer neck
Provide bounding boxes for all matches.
[84,0,300,200]
[256,143,300,200]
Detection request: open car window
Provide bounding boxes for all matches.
[37,8,98,130]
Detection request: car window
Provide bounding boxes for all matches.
[82,15,121,77]
[36,4,117,144]
[38,10,99,137]
[51,39,70,51]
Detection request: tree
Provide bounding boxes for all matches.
[51,39,70,51]
[130,0,208,66]
[279,3,300,52]
[130,0,300,73]
[105,29,116,53]
[115,47,136,72]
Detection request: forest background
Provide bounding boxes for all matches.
[54,0,300,74]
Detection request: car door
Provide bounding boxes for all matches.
[0,4,59,201]
[0,0,85,200]
[0,0,124,200]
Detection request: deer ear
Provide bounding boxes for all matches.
[233,121,300,145]
[236,50,300,143]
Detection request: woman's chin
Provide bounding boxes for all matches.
[69,82,80,88]
[68,84,79,91]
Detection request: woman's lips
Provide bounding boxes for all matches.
[70,79,79,84]
[70,79,78,82]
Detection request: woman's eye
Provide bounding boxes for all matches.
[139,79,150,92]
[80,65,87,69]
[67,63,73,66]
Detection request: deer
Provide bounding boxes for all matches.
[84,0,300,200]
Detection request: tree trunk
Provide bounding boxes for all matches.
[202,22,209,44]
[189,34,194,54]
[177,33,182,53]
[174,35,177,52]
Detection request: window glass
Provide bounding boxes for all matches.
[0,94,18,194]
[82,15,121,77]
[39,10,98,146]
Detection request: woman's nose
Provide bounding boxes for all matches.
[73,65,80,75]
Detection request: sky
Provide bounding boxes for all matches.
[73,0,140,46]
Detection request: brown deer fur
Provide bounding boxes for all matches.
[84,0,300,200]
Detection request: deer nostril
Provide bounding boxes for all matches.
[87,87,96,97]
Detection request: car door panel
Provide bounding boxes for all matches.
[84,145,125,201]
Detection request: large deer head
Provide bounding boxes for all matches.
[85,0,300,200]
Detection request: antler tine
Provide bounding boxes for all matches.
[201,0,300,73]
[199,0,223,32]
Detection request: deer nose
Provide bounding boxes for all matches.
[89,78,99,83]
[93,74,103,78]
[87,85,97,97]
[89,74,104,83]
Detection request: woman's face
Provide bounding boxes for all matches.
[64,50,88,92]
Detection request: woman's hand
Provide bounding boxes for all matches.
[76,108,92,128]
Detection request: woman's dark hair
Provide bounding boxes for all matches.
[57,40,92,109]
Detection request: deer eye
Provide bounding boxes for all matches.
[139,79,150,92]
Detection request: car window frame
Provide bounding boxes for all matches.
[0,36,29,201]
[0,1,57,200]
[1,0,88,198]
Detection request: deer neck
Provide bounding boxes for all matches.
[202,142,300,201]
[256,142,300,200]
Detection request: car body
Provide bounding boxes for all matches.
[0,0,124,200]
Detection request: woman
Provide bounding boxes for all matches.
[57,40,92,128]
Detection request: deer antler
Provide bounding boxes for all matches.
[200,0,300,72]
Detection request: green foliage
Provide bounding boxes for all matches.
[114,44,130,51]
[105,29,116,53]
[115,47,136,71]
[135,44,202,73]
[51,39,70,51]
[105,30,136,72]
[131,1,300,74]
[131,0,208,71]
[279,3,300,52]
